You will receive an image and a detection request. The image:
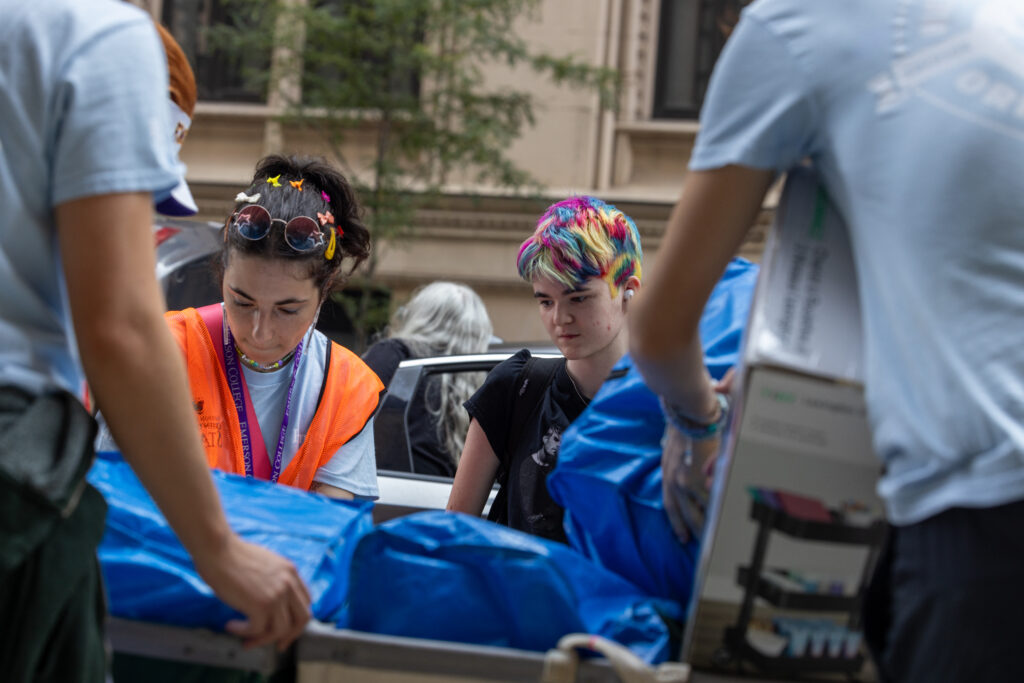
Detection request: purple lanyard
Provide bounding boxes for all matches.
[221,317,304,482]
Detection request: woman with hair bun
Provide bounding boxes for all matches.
[362,281,493,477]
[164,154,384,499]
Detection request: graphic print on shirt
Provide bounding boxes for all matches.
[868,0,1024,141]
[530,425,562,468]
[198,412,224,449]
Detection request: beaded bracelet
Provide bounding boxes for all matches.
[660,392,730,441]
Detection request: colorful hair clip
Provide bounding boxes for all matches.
[317,211,335,227]
[290,179,304,191]
[325,227,337,260]
[267,175,282,187]
[321,191,331,203]
[234,191,261,204]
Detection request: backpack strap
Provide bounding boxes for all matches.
[506,356,561,456]
[488,354,560,524]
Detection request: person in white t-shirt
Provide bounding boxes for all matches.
[630,1,1024,680]
[0,4,309,678]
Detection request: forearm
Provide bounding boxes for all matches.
[629,198,723,422]
[631,166,773,419]
[447,420,498,515]
[447,467,492,515]
[632,332,719,421]
[58,193,231,562]
[79,310,233,558]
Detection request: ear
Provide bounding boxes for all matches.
[621,276,641,305]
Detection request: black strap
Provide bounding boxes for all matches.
[607,366,628,381]
[505,355,561,457]
[488,355,561,524]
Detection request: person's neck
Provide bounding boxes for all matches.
[236,346,295,373]
[564,331,628,399]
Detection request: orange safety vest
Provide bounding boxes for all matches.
[165,306,383,491]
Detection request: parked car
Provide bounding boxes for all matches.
[372,351,562,521]
[153,216,222,312]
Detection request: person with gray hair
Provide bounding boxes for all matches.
[363,282,493,476]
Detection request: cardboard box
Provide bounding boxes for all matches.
[682,168,884,675]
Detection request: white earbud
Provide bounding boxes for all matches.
[624,289,635,300]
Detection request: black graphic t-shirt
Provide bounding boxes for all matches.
[464,349,589,543]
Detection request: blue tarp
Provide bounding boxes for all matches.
[90,457,677,662]
[88,451,373,627]
[548,257,759,606]
[88,257,756,655]
[344,511,681,664]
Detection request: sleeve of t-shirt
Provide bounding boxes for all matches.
[689,11,819,173]
[313,418,379,500]
[51,17,182,206]
[361,338,408,388]
[463,348,531,465]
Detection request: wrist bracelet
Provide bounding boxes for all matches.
[660,392,730,441]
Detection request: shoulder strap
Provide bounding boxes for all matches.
[489,354,560,525]
[503,355,561,467]
[195,304,272,480]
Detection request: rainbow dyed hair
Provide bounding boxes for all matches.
[516,196,642,296]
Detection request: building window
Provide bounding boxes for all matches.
[652,0,748,119]
[161,0,269,103]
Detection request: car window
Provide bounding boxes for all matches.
[164,255,221,312]
[375,361,492,479]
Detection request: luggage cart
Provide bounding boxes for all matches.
[297,622,629,682]
[108,619,706,683]
[107,617,287,682]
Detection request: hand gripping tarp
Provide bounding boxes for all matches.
[344,511,683,664]
[547,257,759,606]
[88,451,373,627]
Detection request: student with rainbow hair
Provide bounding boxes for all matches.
[447,196,642,543]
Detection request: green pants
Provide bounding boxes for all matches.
[0,484,108,682]
[0,388,108,682]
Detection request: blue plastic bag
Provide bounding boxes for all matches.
[344,511,682,664]
[548,258,758,606]
[88,451,373,627]
[697,258,760,381]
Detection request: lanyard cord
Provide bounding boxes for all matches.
[221,318,304,482]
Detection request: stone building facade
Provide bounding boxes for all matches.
[136,0,768,344]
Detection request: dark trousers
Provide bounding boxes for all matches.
[0,387,108,682]
[0,486,109,682]
[863,498,1024,683]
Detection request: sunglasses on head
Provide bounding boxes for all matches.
[229,205,325,253]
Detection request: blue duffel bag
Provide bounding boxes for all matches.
[88,451,373,628]
[547,257,758,607]
[344,510,682,664]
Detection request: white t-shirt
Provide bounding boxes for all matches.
[241,329,379,498]
[692,0,1024,524]
[0,0,182,396]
